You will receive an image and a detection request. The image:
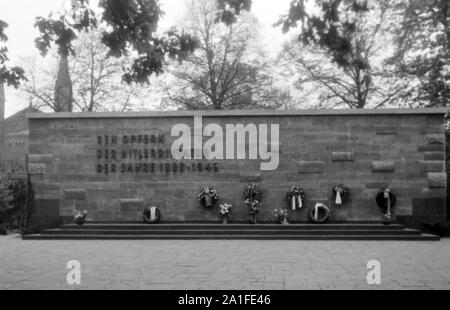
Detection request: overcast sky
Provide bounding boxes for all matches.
[0,0,293,117]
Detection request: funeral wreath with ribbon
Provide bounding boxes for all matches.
[332,184,349,205]
[198,186,219,208]
[376,188,396,221]
[286,186,306,210]
[309,203,331,224]
[74,210,88,226]
[143,207,161,224]
[243,184,262,224]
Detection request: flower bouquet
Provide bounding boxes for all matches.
[218,204,232,224]
[74,210,88,226]
[333,184,349,205]
[198,186,219,208]
[274,208,289,225]
[244,184,262,224]
[287,186,306,210]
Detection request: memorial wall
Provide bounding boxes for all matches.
[27,109,447,228]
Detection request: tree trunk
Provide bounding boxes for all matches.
[54,54,73,112]
[0,82,5,169]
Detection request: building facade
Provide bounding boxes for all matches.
[27,109,447,230]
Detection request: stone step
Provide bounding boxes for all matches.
[22,234,440,241]
[60,223,406,231]
[41,229,422,236]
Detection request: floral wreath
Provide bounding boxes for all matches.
[74,210,88,226]
[198,186,219,208]
[376,188,396,213]
[287,186,306,210]
[332,184,349,205]
[243,184,262,214]
[143,207,161,224]
[309,203,331,224]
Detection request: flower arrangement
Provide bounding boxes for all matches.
[243,184,262,224]
[332,184,349,205]
[219,204,232,216]
[74,210,88,226]
[274,208,289,225]
[198,186,219,208]
[286,186,306,210]
[218,204,232,224]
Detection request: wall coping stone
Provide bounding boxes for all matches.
[27,108,447,119]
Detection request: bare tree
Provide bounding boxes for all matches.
[22,29,147,112]
[278,0,408,109]
[164,0,282,110]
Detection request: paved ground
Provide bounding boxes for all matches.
[1,235,449,290]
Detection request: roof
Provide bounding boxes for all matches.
[4,107,41,134]
[27,108,447,119]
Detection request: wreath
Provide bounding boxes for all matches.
[74,210,88,226]
[143,207,161,224]
[309,203,331,224]
[198,187,219,208]
[243,184,262,202]
[287,186,306,210]
[332,184,349,205]
[243,184,262,224]
[376,189,396,213]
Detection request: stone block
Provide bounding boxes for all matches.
[28,154,54,164]
[424,152,445,161]
[376,127,397,135]
[365,183,389,189]
[418,145,445,152]
[28,163,47,175]
[240,173,262,183]
[427,173,447,189]
[119,199,145,212]
[426,134,445,145]
[371,161,396,173]
[331,152,355,162]
[34,199,60,217]
[297,161,325,174]
[413,198,446,216]
[64,189,86,200]
[419,161,445,173]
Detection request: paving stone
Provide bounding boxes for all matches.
[1,236,450,290]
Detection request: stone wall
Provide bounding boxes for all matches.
[27,109,447,228]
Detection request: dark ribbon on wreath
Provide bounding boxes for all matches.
[376,189,396,215]
[143,207,161,224]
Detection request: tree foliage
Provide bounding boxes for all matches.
[387,0,450,107]
[34,0,251,85]
[277,0,403,109]
[0,179,34,234]
[22,30,148,113]
[164,0,282,110]
[0,20,26,88]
